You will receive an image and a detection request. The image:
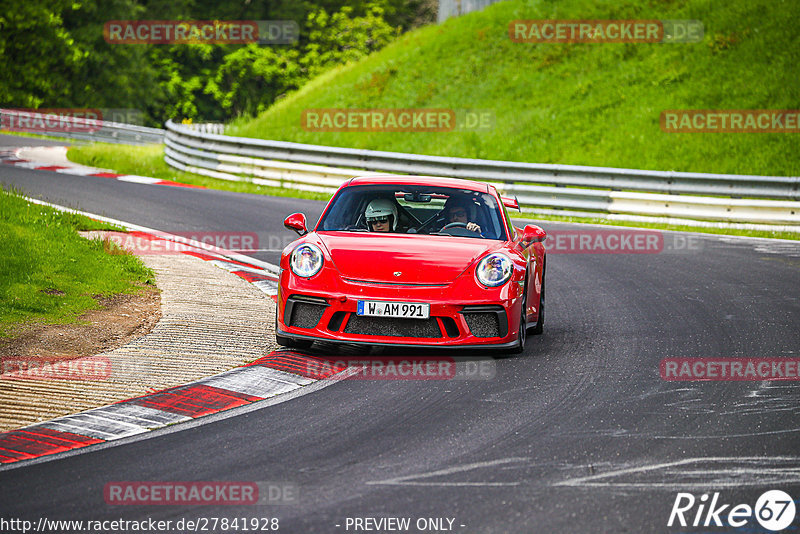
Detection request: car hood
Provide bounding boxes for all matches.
[318,232,499,284]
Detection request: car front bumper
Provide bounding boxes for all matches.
[276,268,525,349]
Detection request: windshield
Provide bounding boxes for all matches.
[317,184,507,240]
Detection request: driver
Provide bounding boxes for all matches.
[365,198,398,233]
[442,196,481,233]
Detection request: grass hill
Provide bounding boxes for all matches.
[228,0,800,176]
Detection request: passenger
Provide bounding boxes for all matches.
[365,198,398,233]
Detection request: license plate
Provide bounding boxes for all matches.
[357,300,430,319]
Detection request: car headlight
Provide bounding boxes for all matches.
[290,243,324,277]
[475,253,512,287]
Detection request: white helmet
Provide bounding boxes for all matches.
[365,198,398,230]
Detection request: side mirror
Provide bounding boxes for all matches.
[284,213,308,236]
[520,224,546,248]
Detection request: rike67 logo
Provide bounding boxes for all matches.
[668,490,796,531]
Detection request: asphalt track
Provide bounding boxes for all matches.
[1,134,800,533]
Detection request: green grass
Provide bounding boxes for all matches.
[0,188,156,337]
[229,0,800,177]
[67,143,331,201]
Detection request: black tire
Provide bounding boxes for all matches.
[531,274,545,335]
[276,335,313,350]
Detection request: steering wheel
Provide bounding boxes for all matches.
[442,222,469,230]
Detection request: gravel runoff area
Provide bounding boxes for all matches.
[0,247,279,432]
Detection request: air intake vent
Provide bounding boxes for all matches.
[461,305,507,338]
[285,295,328,329]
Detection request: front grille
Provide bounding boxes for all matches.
[462,305,507,338]
[285,296,328,329]
[343,315,442,338]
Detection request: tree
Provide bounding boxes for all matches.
[206,4,398,120]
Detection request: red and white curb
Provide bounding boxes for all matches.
[0,147,204,189]
[0,352,349,466]
[0,197,327,468]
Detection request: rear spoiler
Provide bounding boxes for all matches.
[501,195,520,212]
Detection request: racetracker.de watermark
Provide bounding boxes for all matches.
[542,229,701,254]
[661,358,800,381]
[99,108,145,125]
[1,357,111,381]
[509,20,703,43]
[301,108,494,132]
[1,109,102,133]
[308,357,496,381]
[105,231,259,255]
[104,481,297,505]
[661,110,800,133]
[103,20,299,45]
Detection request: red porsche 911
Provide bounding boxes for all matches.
[276,175,546,354]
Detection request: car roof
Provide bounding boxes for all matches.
[346,175,490,193]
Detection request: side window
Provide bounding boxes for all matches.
[476,193,507,241]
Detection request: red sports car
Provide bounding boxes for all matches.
[276,175,547,354]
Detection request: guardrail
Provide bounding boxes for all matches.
[0,109,164,145]
[164,119,800,225]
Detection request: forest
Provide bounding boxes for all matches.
[1,0,434,126]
